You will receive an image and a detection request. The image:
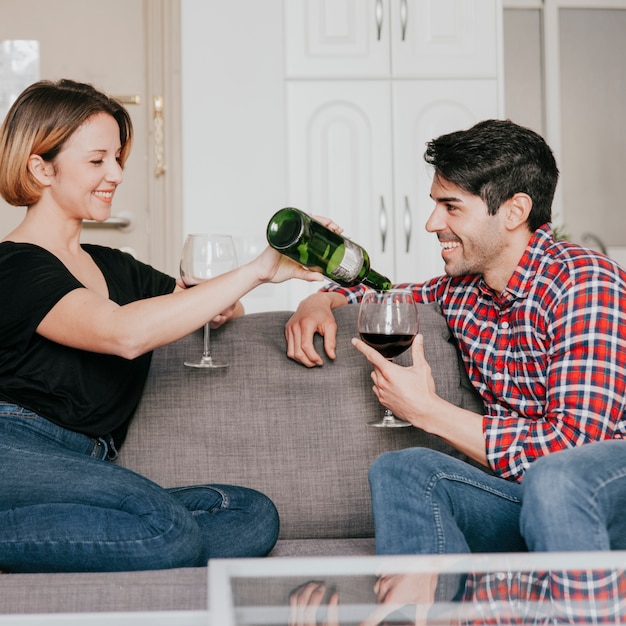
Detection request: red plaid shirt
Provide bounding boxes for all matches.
[325,225,626,480]
[458,568,626,624]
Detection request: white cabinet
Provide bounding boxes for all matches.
[284,0,390,77]
[392,80,500,282]
[286,81,394,279]
[285,0,503,289]
[285,0,499,79]
[181,0,503,312]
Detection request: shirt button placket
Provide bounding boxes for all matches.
[493,318,510,390]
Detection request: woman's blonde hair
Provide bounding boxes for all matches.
[0,79,133,207]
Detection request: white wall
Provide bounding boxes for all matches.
[181,0,293,311]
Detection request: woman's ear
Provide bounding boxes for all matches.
[27,154,54,186]
[504,192,532,231]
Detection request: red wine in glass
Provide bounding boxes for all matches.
[359,333,415,359]
[357,289,419,427]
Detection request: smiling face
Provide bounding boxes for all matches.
[45,112,123,222]
[425,174,512,288]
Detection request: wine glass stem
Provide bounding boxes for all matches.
[202,323,212,361]
[382,408,396,425]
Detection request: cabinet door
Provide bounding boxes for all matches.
[392,80,500,283]
[286,81,395,305]
[390,0,500,78]
[284,0,391,77]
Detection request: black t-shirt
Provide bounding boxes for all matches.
[0,242,176,443]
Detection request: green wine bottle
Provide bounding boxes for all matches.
[266,207,392,291]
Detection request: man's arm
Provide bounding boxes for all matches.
[285,281,428,366]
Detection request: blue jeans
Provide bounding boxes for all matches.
[0,404,279,572]
[521,440,626,551]
[368,448,526,554]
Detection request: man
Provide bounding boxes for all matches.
[285,119,626,557]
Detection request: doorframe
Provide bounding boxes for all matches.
[542,0,626,227]
[504,0,626,229]
[145,0,183,276]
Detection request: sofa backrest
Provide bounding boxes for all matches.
[119,303,484,540]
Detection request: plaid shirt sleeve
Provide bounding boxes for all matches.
[321,281,369,304]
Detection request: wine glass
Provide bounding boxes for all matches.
[357,289,419,427]
[180,234,238,368]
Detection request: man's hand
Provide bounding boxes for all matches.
[352,333,489,466]
[285,292,347,367]
[351,334,438,426]
[361,573,439,626]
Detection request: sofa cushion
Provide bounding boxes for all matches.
[119,303,484,540]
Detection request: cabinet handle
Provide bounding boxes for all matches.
[400,0,408,41]
[112,95,141,106]
[403,196,412,252]
[379,196,388,252]
[375,0,383,41]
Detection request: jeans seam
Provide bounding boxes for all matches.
[430,471,522,504]
[426,471,522,553]
[169,485,230,511]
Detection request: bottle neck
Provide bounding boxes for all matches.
[362,269,393,292]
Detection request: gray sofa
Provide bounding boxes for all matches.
[0,303,484,615]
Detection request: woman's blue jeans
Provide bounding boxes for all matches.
[369,448,526,554]
[0,404,279,573]
[521,440,626,551]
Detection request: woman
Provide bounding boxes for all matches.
[0,79,322,573]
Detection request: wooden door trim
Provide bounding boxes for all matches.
[145,0,183,276]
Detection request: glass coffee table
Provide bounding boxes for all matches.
[0,610,207,625]
[208,551,626,625]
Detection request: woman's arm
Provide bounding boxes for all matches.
[37,247,322,359]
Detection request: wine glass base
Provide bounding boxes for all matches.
[368,418,412,428]
[184,359,229,369]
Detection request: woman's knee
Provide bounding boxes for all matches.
[239,487,280,556]
[129,495,206,569]
[196,485,280,559]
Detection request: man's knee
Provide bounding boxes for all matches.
[368,447,448,492]
[523,449,580,505]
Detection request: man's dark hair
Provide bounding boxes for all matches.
[424,119,559,232]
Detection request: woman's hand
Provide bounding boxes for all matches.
[311,214,343,235]
[209,300,244,329]
[289,581,339,626]
[176,279,244,329]
[251,246,325,285]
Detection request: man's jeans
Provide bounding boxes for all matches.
[521,440,626,551]
[369,447,526,554]
[0,404,279,572]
